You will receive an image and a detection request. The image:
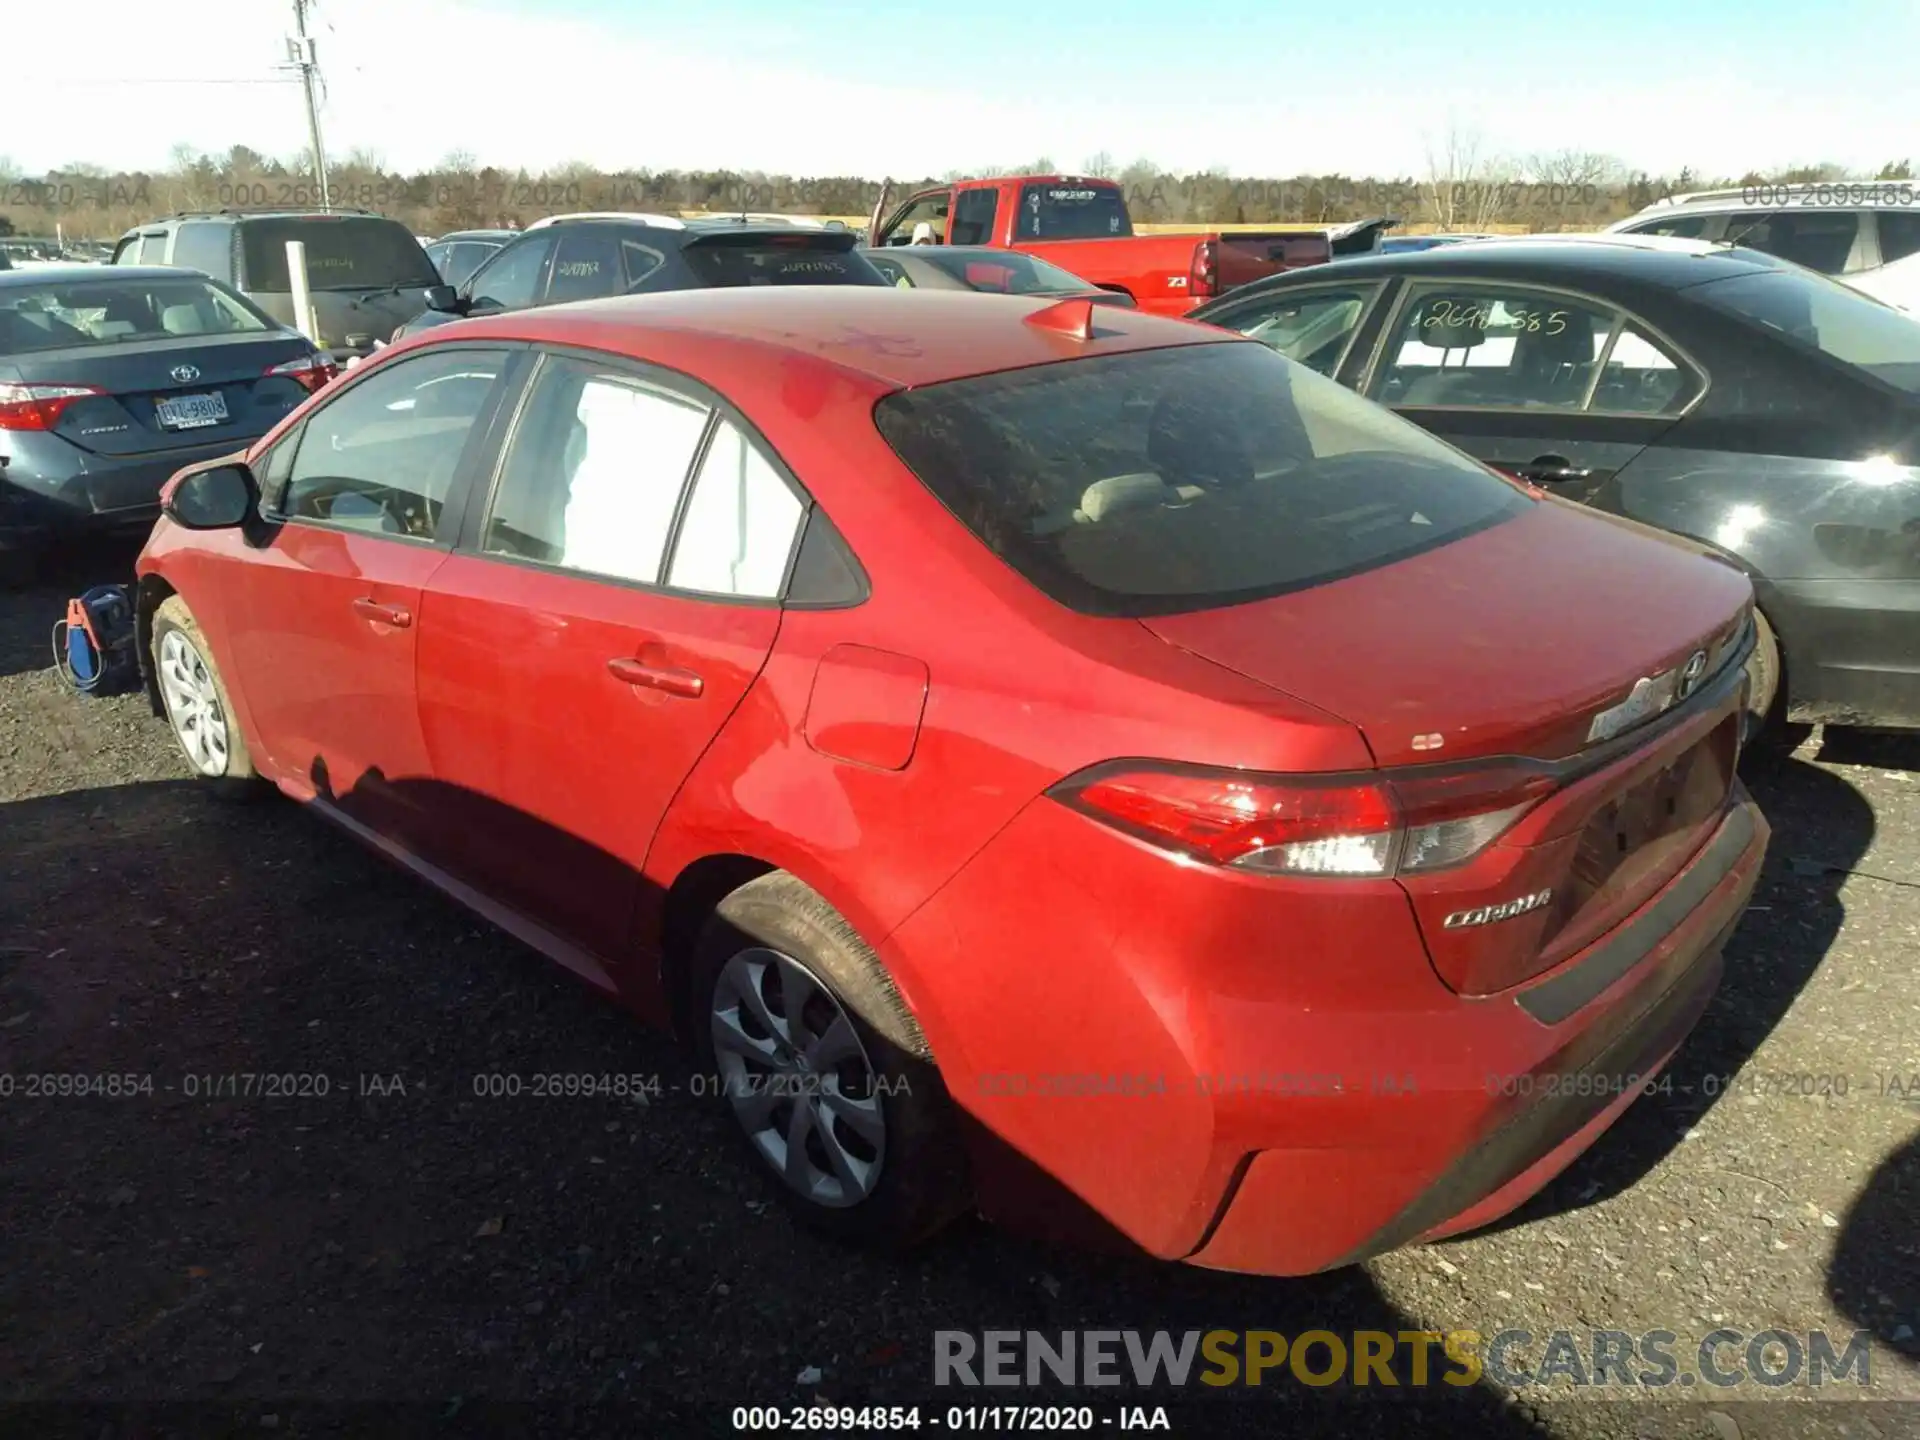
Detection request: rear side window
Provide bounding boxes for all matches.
[482,356,712,584]
[1014,184,1130,240]
[1877,210,1920,264]
[240,217,439,291]
[544,227,625,304]
[1690,268,1920,395]
[874,342,1527,618]
[1717,210,1862,273]
[137,233,168,264]
[666,418,806,598]
[679,236,888,287]
[169,222,231,277]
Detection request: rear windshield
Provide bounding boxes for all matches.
[874,341,1528,618]
[1688,268,1920,395]
[0,277,274,354]
[1014,184,1132,241]
[680,234,889,287]
[240,217,439,292]
[915,250,1096,294]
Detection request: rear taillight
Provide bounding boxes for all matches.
[1188,240,1218,300]
[0,383,104,431]
[1050,760,1557,877]
[266,353,338,394]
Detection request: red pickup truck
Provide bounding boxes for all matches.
[865,174,1384,317]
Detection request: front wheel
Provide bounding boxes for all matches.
[152,595,261,799]
[691,872,970,1249]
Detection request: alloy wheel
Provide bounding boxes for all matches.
[157,628,230,777]
[709,946,886,1207]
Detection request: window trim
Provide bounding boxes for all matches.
[1356,278,1710,419]
[266,342,521,548]
[1204,278,1389,380]
[460,342,833,608]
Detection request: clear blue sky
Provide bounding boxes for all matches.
[12,0,1918,179]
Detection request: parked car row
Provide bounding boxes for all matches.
[121,210,1793,1274]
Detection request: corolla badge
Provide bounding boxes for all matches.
[170,364,201,384]
[1444,889,1553,929]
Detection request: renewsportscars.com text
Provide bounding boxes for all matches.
[933,1328,1873,1389]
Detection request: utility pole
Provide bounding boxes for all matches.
[287,0,332,210]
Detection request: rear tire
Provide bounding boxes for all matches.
[152,595,262,801]
[691,872,971,1250]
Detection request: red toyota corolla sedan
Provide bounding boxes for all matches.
[135,287,1769,1274]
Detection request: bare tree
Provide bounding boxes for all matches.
[344,146,386,172]
[1522,149,1625,189]
[1082,150,1115,178]
[1423,124,1517,231]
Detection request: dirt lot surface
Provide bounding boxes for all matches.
[2,540,1915,1439]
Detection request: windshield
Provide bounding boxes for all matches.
[680,236,889,287]
[874,341,1528,618]
[0,277,275,354]
[1013,184,1132,241]
[916,250,1097,294]
[240,217,439,292]
[1689,268,1920,395]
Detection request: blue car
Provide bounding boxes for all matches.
[1378,233,1500,254]
[0,266,330,584]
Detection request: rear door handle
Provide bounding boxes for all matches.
[608,656,705,699]
[351,596,412,628]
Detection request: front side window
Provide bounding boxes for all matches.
[466,235,555,310]
[874,341,1527,618]
[883,191,949,246]
[281,349,508,538]
[482,356,712,584]
[0,277,273,354]
[1626,214,1710,240]
[1372,287,1626,411]
[169,222,231,277]
[1219,285,1376,377]
[136,233,168,264]
[544,227,627,305]
[1690,267,1920,395]
[667,418,806,598]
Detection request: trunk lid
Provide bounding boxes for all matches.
[1142,500,1756,997]
[1140,499,1753,769]
[7,331,318,456]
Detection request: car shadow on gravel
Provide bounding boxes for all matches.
[1459,751,1877,1239]
[1827,1131,1918,1362]
[0,775,1559,1437]
[0,533,146,680]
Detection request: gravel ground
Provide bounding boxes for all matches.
[2,539,1915,1440]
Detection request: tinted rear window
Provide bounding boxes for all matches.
[0,277,273,354]
[679,234,888,287]
[240,218,439,292]
[1014,184,1132,241]
[1690,268,1920,395]
[874,341,1528,618]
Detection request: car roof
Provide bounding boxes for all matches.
[1621,183,1914,217]
[432,286,1231,391]
[1230,237,1793,297]
[0,264,198,286]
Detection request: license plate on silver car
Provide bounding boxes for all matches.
[155,392,229,430]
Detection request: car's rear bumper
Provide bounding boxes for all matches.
[0,435,260,547]
[883,780,1768,1275]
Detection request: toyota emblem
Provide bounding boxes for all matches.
[1677,648,1709,698]
[171,364,201,384]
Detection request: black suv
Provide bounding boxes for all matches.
[392,215,889,341]
[112,210,441,363]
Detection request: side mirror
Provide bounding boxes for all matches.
[424,284,461,313]
[162,461,256,530]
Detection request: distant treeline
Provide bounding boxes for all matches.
[2,146,1913,240]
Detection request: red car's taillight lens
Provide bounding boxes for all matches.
[1050,761,1557,876]
[266,352,338,393]
[0,383,104,431]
